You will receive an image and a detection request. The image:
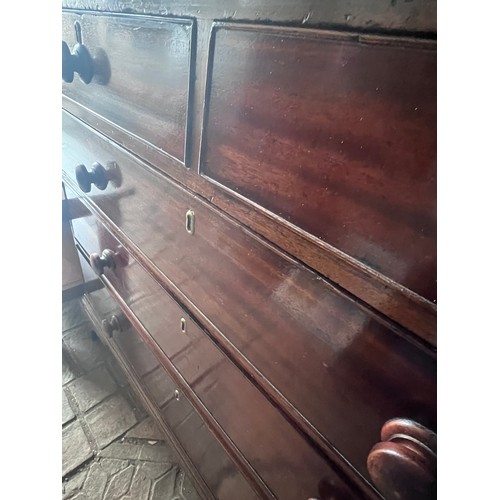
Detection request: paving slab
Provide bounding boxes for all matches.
[99,441,144,461]
[150,467,180,500]
[103,464,135,499]
[85,394,138,449]
[62,467,88,499]
[70,493,90,500]
[62,350,80,386]
[62,389,75,425]
[179,470,200,500]
[98,458,129,476]
[62,421,93,477]
[125,417,164,441]
[64,324,108,372]
[82,462,108,499]
[68,366,118,412]
[62,299,89,332]
[122,465,152,500]
[139,461,173,480]
[139,440,178,463]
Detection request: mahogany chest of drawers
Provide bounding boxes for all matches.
[62,2,437,498]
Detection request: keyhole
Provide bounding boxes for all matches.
[186,210,195,235]
[180,318,187,334]
[174,390,180,401]
[74,21,83,44]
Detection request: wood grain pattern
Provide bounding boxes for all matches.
[62,11,193,165]
[201,25,436,304]
[78,270,258,500]
[63,114,435,493]
[73,218,361,499]
[63,49,436,346]
[62,5,437,498]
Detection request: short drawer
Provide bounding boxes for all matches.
[201,24,436,303]
[62,11,193,166]
[71,203,359,500]
[63,112,435,495]
[77,261,258,500]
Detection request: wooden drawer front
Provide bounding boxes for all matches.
[62,11,193,165]
[63,112,435,491]
[144,370,258,500]
[70,204,357,500]
[76,267,258,500]
[201,25,436,303]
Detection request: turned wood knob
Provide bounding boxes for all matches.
[367,418,436,500]
[102,315,121,337]
[75,162,109,193]
[89,249,116,275]
[62,40,94,84]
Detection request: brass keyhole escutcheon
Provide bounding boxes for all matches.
[186,210,195,235]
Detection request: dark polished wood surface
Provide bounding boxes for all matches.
[74,222,362,499]
[63,110,435,493]
[63,3,436,497]
[62,11,193,165]
[63,33,436,345]
[62,0,437,34]
[367,419,436,500]
[78,268,259,500]
[201,24,436,303]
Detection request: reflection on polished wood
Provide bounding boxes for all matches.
[66,164,435,493]
[63,81,436,345]
[77,247,360,499]
[62,11,193,165]
[62,4,436,498]
[202,25,436,304]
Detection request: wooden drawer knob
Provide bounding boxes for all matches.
[75,162,109,193]
[102,315,121,337]
[367,418,436,500]
[62,40,93,84]
[89,249,116,275]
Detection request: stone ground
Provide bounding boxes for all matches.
[62,298,200,500]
